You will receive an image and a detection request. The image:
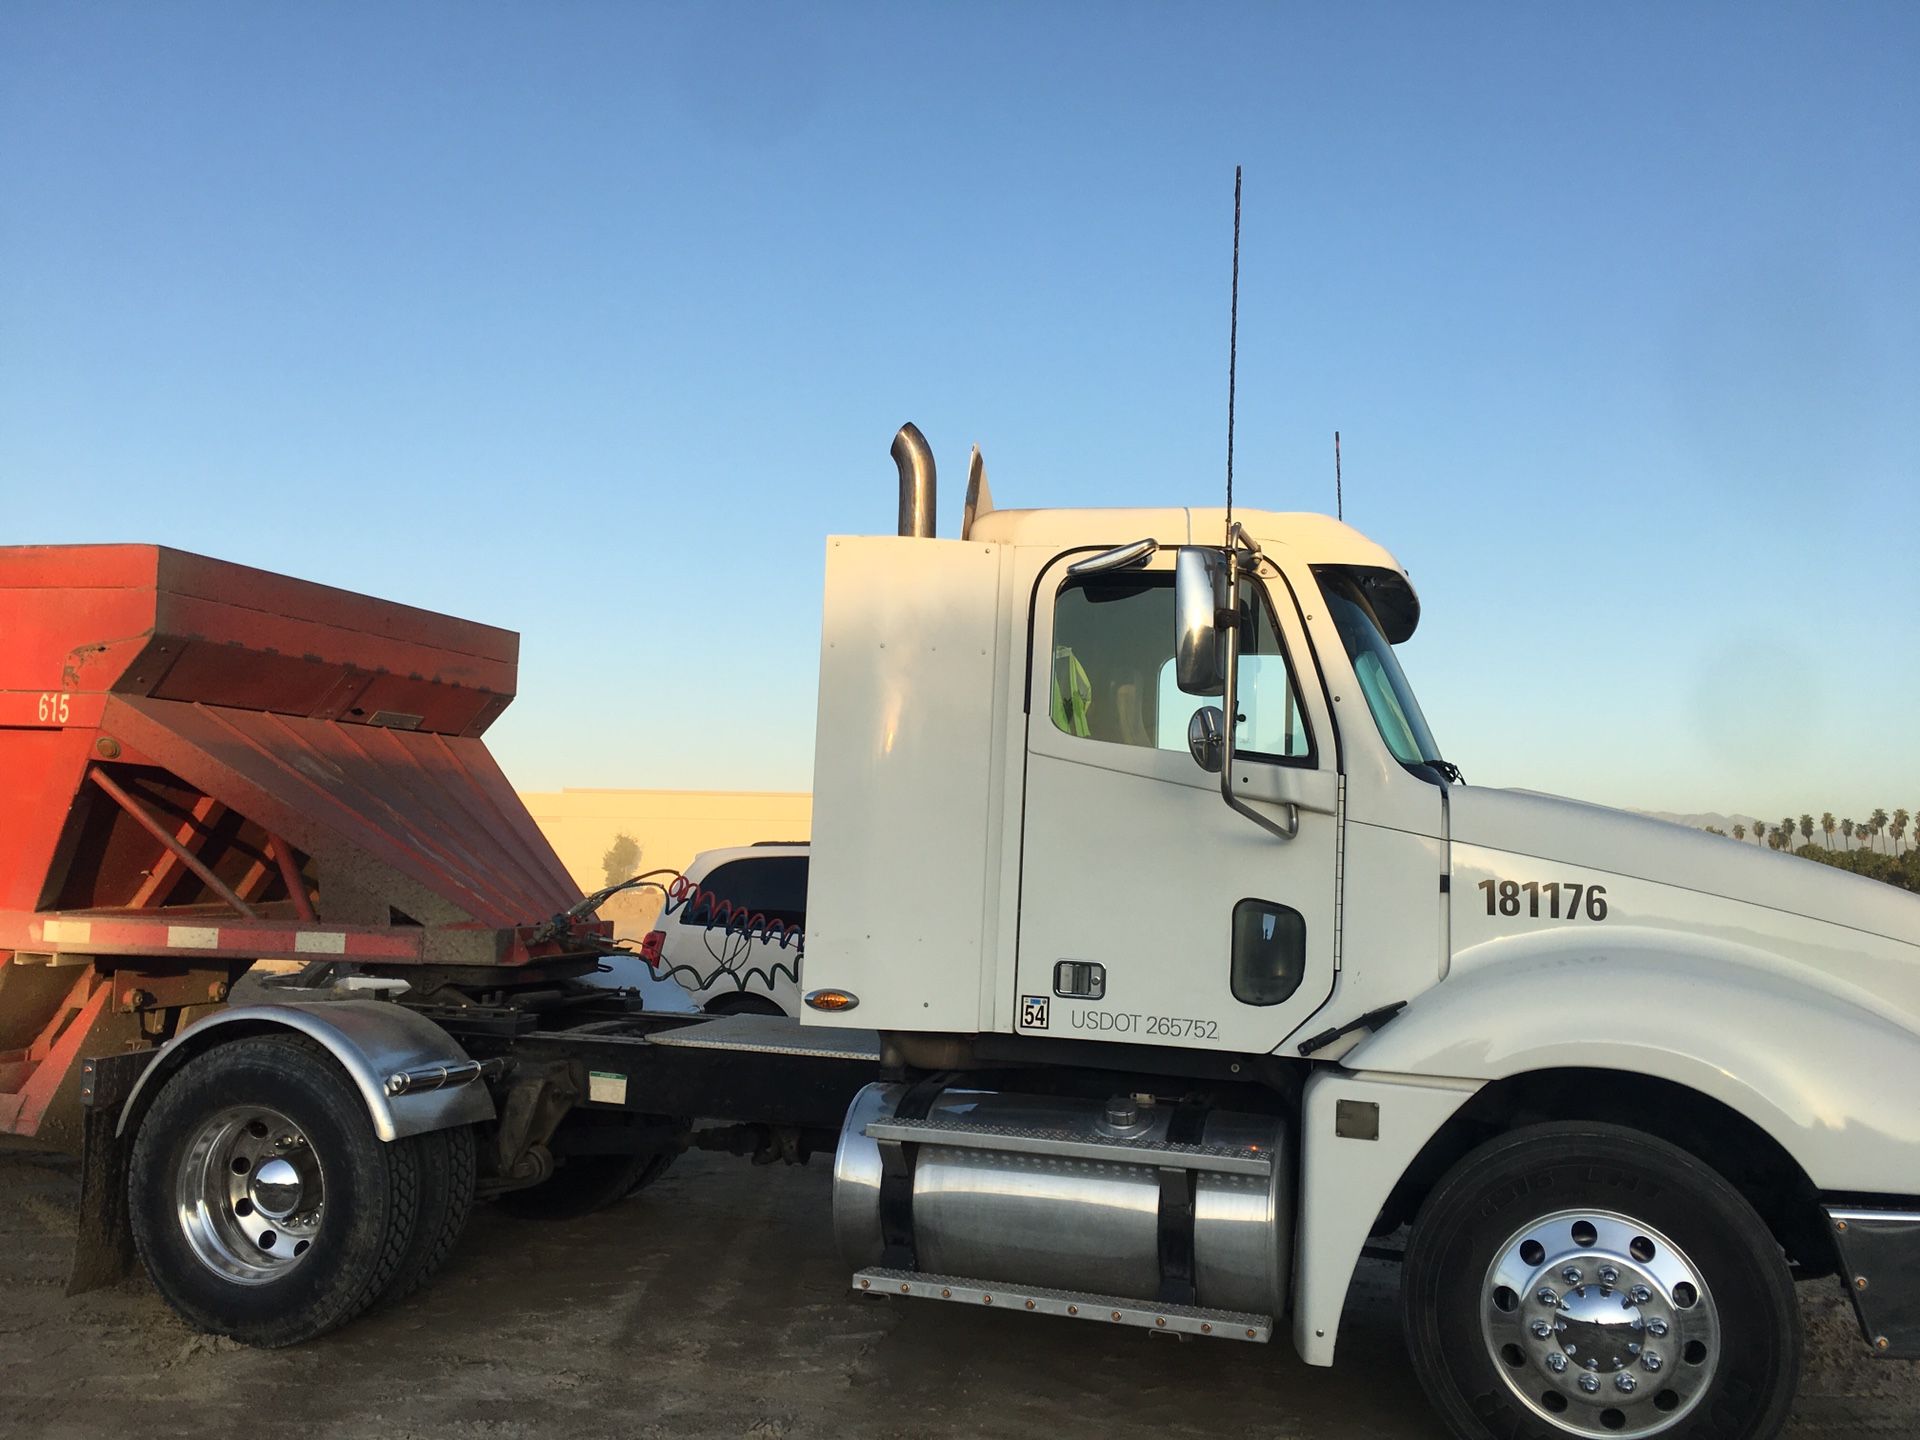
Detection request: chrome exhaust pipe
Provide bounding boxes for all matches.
[892,422,936,538]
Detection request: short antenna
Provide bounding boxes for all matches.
[1334,430,1343,521]
[1224,165,1242,540]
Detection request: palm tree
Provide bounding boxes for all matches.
[1782,818,1797,852]
[1871,808,1890,853]
[1733,823,1746,843]
[1894,809,1911,856]
[1754,822,1769,847]
[1821,812,1836,849]
[1799,815,1814,849]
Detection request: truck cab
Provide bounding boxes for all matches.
[805,504,1439,1063]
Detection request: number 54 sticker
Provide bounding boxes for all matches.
[36,692,71,724]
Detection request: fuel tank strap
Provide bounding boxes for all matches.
[1155,1166,1198,1306]
[876,1076,948,1271]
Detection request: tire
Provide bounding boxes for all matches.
[128,1034,423,1347]
[1402,1122,1800,1440]
[704,992,784,1018]
[380,1123,476,1307]
[492,1149,674,1221]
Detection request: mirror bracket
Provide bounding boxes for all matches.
[1216,537,1297,843]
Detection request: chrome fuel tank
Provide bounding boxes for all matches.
[832,1084,1290,1315]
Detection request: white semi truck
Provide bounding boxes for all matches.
[22,428,1920,1440]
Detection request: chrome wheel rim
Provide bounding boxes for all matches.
[1481,1208,1720,1436]
[175,1106,325,1284]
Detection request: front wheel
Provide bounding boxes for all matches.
[1402,1122,1800,1440]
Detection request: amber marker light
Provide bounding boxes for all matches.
[803,988,860,1013]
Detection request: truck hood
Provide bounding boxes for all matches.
[1450,787,1920,949]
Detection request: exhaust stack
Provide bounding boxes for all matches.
[892,423,936,538]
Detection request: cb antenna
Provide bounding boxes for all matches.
[1224,165,1241,541]
[1334,430,1343,521]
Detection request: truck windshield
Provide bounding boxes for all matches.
[1319,574,1446,776]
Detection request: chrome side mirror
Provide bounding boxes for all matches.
[1187,706,1225,773]
[1174,548,1227,695]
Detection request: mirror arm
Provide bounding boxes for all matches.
[1219,543,1298,842]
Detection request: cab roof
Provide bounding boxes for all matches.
[968,506,1421,640]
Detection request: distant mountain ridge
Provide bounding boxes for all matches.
[1634,810,1892,850]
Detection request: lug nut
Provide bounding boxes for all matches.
[1642,1352,1663,1372]
[1546,1353,1568,1374]
[1646,1318,1669,1337]
[1616,1373,1637,1394]
[1561,1265,1584,1285]
[1628,1285,1652,1304]
[1531,1319,1553,1339]
[1536,1287,1560,1307]
[1598,1265,1620,1285]
[1579,1374,1600,1394]
[1628,1341,1641,1356]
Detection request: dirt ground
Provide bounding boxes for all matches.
[2,1145,1914,1440]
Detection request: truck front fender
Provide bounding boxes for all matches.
[1344,932,1920,1195]
[116,999,494,1144]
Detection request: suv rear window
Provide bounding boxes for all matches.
[680,856,808,929]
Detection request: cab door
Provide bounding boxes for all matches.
[1012,550,1340,1055]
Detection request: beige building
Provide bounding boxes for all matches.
[518,787,812,927]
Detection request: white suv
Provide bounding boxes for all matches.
[625,843,808,1017]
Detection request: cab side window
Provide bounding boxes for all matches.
[1049,569,1313,763]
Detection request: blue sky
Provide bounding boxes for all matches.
[4,3,1915,820]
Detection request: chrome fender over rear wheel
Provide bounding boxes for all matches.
[1402,1122,1800,1440]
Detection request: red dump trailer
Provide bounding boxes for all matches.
[0,544,610,1150]
[0,542,875,1340]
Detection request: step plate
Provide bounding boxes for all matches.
[863,1116,1273,1176]
[852,1267,1273,1343]
[644,1013,882,1062]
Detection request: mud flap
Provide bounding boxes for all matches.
[67,1050,155,1296]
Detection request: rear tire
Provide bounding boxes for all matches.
[1402,1121,1799,1440]
[381,1123,476,1306]
[493,1149,674,1221]
[128,1034,423,1347]
[703,992,784,1017]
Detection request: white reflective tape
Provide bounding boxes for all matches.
[167,925,221,949]
[295,931,347,955]
[41,920,92,944]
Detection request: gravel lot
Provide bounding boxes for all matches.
[2,1145,1914,1440]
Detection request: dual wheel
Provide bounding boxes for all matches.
[129,1033,476,1347]
[1403,1122,1801,1440]
[129,1033,678,1343]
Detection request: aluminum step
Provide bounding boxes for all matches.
[862,1115,1274,1177]
[644,1013,882,1062]
[853,1267,1273,1342]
